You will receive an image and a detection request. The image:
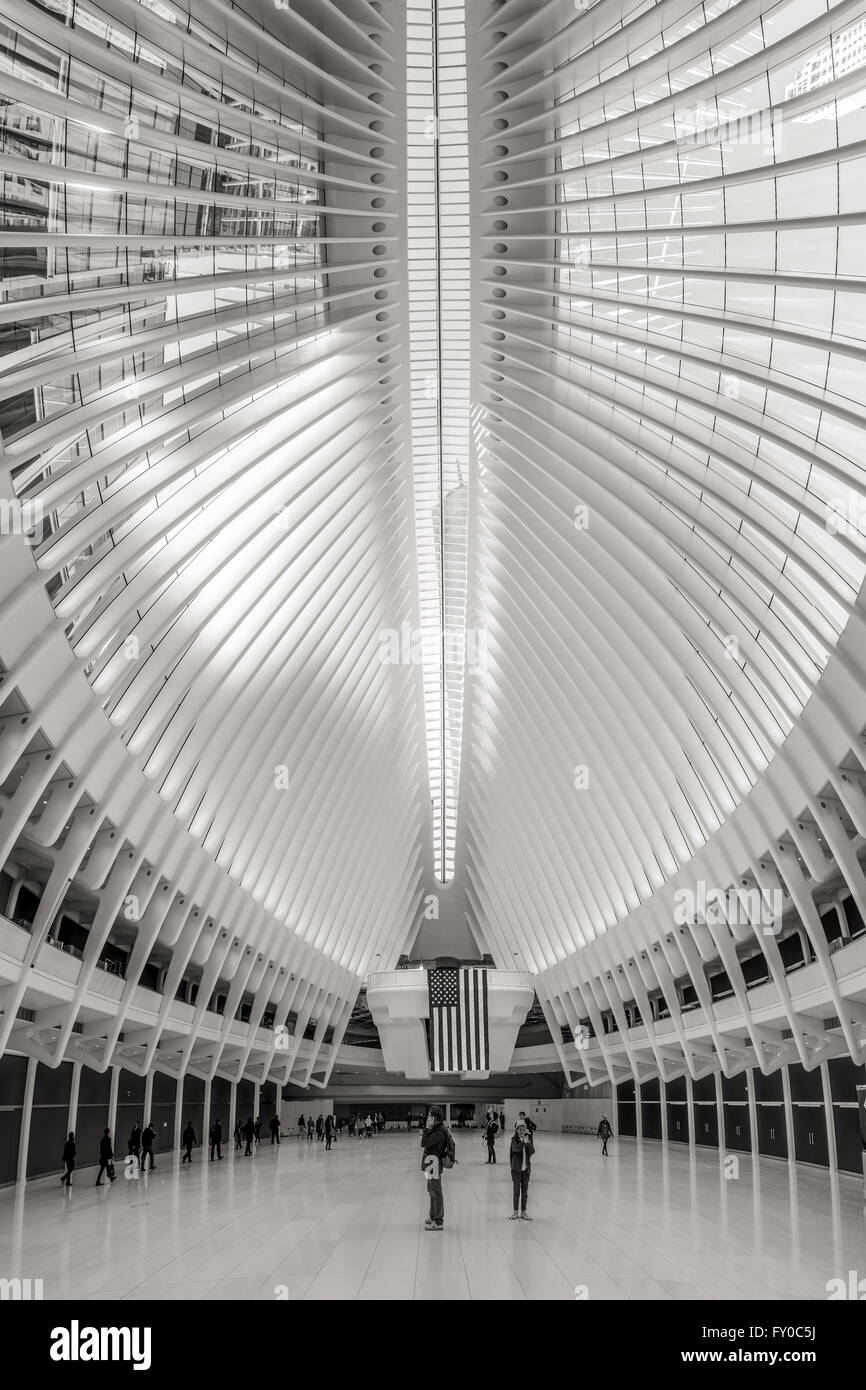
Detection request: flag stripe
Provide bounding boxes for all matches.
[427,967,489,1072]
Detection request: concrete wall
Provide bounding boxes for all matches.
[563,1096,611,1135]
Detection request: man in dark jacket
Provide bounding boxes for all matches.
[62,1132,76,1187]
[141,1121,156,1171]
[509,1122,535,1220]
[421,1106,450,1231]
[324,1113,333,1150]
[243,1116,255,1156]
[181,1120,196,1164]
[209,1119,222,1161]
[128,1121,142,1166]
[95,1128,115,1185]
[269,1115,280,1145]
[485,1114,498,1164]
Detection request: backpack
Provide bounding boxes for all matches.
[443,1129,457,1170]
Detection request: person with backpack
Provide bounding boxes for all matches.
[209,1118,223,1160]
[597,1115,613,1157]
[181,1120,196,1164]
[95,1128,116,1185]
[485,1113,499,1164]
[420,1106,453,1231]
[509,1121,535,1220]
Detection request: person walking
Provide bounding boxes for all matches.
[324,1114,333,1150]
[377,1111,385,1134]
[499,1109,505,1135]
[209,1118,223,1160]
[509,1121,535,1220]
[485,1113,498,1164]
[297,1114,306,1140]
[518,1111,537,1141]
[597,1115,612,1157]
[269,1115,281,1145]
[128,1121,142,1168]
[234,1118,243,1151]
[181,1120,196,1164]
[307,1116,314,1141]
[316,1114,324,1142]
[95,1128,116,1185]
[141,1121,156,1171]
[420,1107,451,1232]
[243,1116,255,1156]
[61,1131,76,1187]
[253,1116,262,1146]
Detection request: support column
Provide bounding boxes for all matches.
[686,1072,695,1152]
[228,1081,237,1155]
[660,1079,668,1145]
[747,1067,759,1167]
[17,1056,37,1184]
[781,1064,795,1169]
[820,1060,837,1173]
[253,1082,260,1123]
[143,1070,154,1127]
[714,1071,725,1155]
[174,1075,184,1155]
[68,1060,81,1139]
[635,1082,643,1141]
[203,1076,212,1149]
[108,1064,120,1142]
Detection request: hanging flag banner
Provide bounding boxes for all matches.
[428,966,489,1072]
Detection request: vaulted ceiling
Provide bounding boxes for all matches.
[0,0,865,1088]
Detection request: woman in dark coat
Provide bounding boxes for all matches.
[509,1122,535,1220]
[62,1132,76,1187]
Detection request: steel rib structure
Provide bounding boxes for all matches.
[0,0,864,1113]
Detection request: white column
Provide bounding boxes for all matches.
[203,1076,212,1150]
[746,1067,759,1167]
[820,1060,837,1173]
[686,1072,695,1151]
[143,1070,154,1127]
[714,1071,725,1156]
[781,1064,795,1168]
[228,1081,237,1154]
[635,1083,643,1141]
[660,1079,668,1145]
[174,1075,184,1155]
[68,1061,81,1139]
[108,1065,120,1142]
[17,1056,37,1184]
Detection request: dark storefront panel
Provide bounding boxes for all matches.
[833,1107,865,1175]
[757,1104,788,1160]
[641,1103,662,1140]
[667,1102,689,1142]
[617,1102,637,1136]
[792,1105,829,1167]
[694,1102,719,1148]
[723,1102,750,1152]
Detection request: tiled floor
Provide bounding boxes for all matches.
[1,1132,863,1300]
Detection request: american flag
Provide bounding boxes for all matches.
[428,967,489,1072]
